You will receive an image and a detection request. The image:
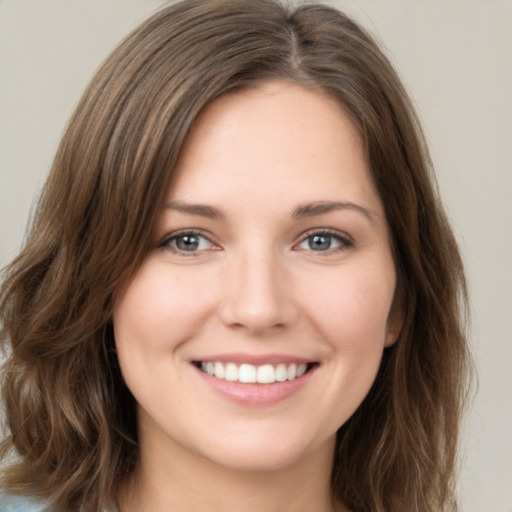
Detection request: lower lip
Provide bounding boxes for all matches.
[193,365,315,406]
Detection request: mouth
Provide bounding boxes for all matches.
[194,361,318,384]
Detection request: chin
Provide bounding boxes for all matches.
[192,428,336,474]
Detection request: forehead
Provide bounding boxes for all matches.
[168,81,382,217]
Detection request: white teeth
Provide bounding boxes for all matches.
[239,363,256,383]
[297,363,307,377]
[225,363,238,381]
[199,361,311,384]
[257,364,275,384]
[214,361,225,379]
[275,363,288,382]
[287,363,297,380]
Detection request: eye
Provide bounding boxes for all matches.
[160,231,215,254]
[296,230,353,252]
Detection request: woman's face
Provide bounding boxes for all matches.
[113,82,401,473]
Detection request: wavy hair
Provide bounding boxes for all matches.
[0,1,471,511]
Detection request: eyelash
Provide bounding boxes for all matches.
[159,229,216,255]
[158,228,354,256]
[295,228,354,254]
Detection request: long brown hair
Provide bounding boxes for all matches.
[0,1,472,511]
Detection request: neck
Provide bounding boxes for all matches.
[116,433,347,512]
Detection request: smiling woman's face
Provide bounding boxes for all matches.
[113,81,401,474]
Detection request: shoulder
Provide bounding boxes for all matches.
[0,492,53,512]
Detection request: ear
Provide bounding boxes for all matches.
[384,285,405,347]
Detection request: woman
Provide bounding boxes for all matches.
[0,1,471,511]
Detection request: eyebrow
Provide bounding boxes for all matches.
[291,201,377,224]
[165,200,224,219]
[165,199,378,223]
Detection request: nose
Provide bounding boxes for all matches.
[218,248,298,336]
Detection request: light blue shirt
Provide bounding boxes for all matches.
[0,492,118,512]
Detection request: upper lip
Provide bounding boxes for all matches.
[191,353,317,366]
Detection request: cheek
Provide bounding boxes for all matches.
[113,261,218,354]
[289,262,397,432]
[299,262,396,351]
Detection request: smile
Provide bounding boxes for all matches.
[198,361,311,384]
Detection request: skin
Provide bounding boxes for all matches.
[113,81,402,512]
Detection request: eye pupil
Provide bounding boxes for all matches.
[176,235,199,251]
[309,235,331,251]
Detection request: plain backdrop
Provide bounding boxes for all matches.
[1,1,511,511]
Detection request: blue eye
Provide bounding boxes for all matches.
[297,231,352,252]
[162,232,213,253]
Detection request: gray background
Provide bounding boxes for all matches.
[1,1,511,510]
